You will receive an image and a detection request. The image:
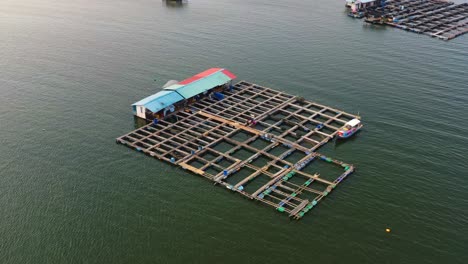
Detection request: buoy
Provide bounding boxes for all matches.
[386,228,391,233]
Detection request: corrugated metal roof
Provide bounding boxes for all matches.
[163,83,184,91]
[132,68,237,113]
[164,69,236,99]
[178,68,223,85]
[221,69,237,79]
[132,90,184,113]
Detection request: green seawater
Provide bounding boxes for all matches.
[1,0,467,263]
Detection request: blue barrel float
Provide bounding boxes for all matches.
[213,92,224,101]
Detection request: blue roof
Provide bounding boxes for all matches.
[164,71,232,99]
[132,90,184,113]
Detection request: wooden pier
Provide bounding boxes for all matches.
[116,81,359,219]
[364,0,468,40]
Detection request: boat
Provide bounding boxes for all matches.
[337,118,362,139]
[348,11,364,18]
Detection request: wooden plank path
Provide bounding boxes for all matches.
[197,111,263,136]
[116,81,360,219]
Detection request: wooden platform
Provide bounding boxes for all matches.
[116,81,359,219]
[365,0,468,40]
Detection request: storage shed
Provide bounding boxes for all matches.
[132,90,184,119]
[132,68,237,120]
[163,68,236,99]
[346,0,381,11]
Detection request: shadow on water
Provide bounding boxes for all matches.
[162,0,188,8]
[134,116,149,129]
[362,23,388,31]
[332,131,364,149]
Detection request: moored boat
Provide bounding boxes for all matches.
[337,118,362,139]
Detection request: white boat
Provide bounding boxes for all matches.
[337,118,362,139]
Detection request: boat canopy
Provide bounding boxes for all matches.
[345,118,361,127]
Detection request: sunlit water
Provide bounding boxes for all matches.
[1,0,467,263]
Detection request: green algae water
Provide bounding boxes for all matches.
[1,0,467,263]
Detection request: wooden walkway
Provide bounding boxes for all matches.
[116,81,359,219]
[365,0,468,40]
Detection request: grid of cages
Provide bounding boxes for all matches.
[190,82,296,125]
[206,133,354,219]
[116,81,358,219]
[383,0,468,40]
[186,82,358,151]
[255,100,357,151]
[173,122,355,219]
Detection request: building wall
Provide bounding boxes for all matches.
[136,106,146,119]
[351,1,378,11]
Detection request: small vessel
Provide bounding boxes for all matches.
[348,11,364,18]
[337,118,362,139]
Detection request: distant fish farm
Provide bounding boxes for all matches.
[116,69,362,219]
[346,0,468,40]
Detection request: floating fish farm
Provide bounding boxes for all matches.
[348,0,468,40]
[117,72,361,219]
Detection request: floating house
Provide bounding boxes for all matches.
[346,0,381,11]
[132,68,236,120]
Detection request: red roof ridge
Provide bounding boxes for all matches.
[178,68,226,85]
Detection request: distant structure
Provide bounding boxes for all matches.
[163,0,187,8]
[345,0,468,41]
[346,0,381,12]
